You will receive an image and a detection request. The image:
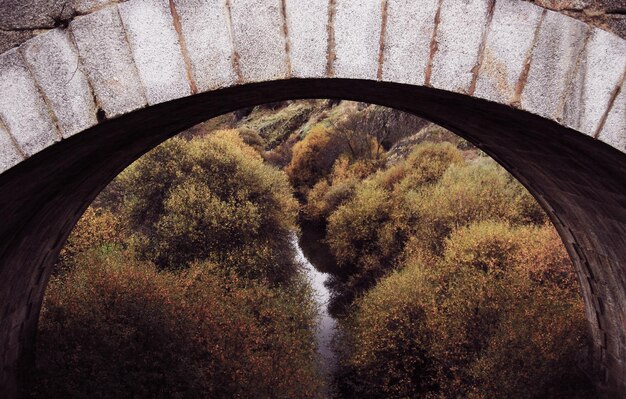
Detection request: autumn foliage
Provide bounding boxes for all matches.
[115,130,299,284]
[37,101,595,399]
[34,251,323,398]
[35,129,324,398]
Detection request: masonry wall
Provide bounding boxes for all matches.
[1,0,625,54]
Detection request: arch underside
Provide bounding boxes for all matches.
[0,79,624,397]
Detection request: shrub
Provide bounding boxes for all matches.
[403,159,546,255]
[322,144,468,307]
[373,142,464,191]
[34,251,325,399]
[304,157,378,223]
[336,261,437,399]
[338,221,593,399]
[285,126,346,192]
[116,130,299,283]
[56,206,125,272]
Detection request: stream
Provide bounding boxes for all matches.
[293,232,337,372]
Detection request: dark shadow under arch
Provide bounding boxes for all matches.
[1,79,625,398]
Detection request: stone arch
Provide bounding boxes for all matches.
[0,0,625,397]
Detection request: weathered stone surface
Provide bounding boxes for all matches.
[21,29,97,138]
[119,0,192,105]
[530,1,626,38]
[284,0,328,79]
[333,0,382,80]
[430,0,491,93]
[0,48,58,156]
[564,28,626,136]
[607,15,626,39]
[0,0,65,30]
[70,6,147,118]
[172,0,236,91]
[229,0,288,82]
[521,11,589,121]
[474,0,543,104]
[0,123,23,173]
[0,30,35,54]
[381,0,438,85]
[73,0,119,14]
[598,81,625,152]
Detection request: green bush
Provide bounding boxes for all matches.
[338,222,592,399]
[116,130,299,284]
[304,156,378,223]
[285,125,346,193]
[403,159,546,255]
[34,250,324,399]
[56,206,126,272]
[322,144,470,305]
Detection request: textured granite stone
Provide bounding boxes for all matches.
[118,0,192,105]
[598,80,625,152]
[0,48,58,156]
[73,0,120,14]
[284,0,328,79]
[0,0,65,30]
[474,0,543,104]
[333,0,382,80]
[521,10,589,121]
[70,6,147,117]
[0,122,23,173]
[229,0,288,82]
[172,0,236,91]
[21,29,97,137]
[0,30,36,54]
[381,0,438,85]
[430,0,491,93]
[564,28,626,136]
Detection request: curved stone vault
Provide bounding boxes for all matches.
[0,0,624,397]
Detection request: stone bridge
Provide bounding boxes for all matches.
[0,0,624,397]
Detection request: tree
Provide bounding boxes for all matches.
[116,130,299,284]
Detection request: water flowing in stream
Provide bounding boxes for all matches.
[294,235,337,372]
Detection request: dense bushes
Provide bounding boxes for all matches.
[34,250,324,399]
[298,133,593,397]
[116,130,299,284]
[338,222,591,399]
[285,126,347,193]
[56,206,126,272]
[37,127,325,398]
[40,101,593,399]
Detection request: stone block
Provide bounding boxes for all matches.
[430,0,491,93]
[119,0,192,105]
[70,6,147,118]
[521,10,588,121]
[229,0,288,83]
[598,80,625,153]
[0,0,61,30]
[381,0,438,85]
[172,0,237,91]
[474,0,543,104]
[73,0,118,14]
[284,0,328,79]
[0,49,58,157]
[564,28,626,136]
[0,30,35,54]
[21,29,97,138]
[333,0,382,80]
[0,123,23,174]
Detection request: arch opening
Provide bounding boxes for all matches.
[0,79,625,397]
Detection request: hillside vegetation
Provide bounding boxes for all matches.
[36,100,595,399]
